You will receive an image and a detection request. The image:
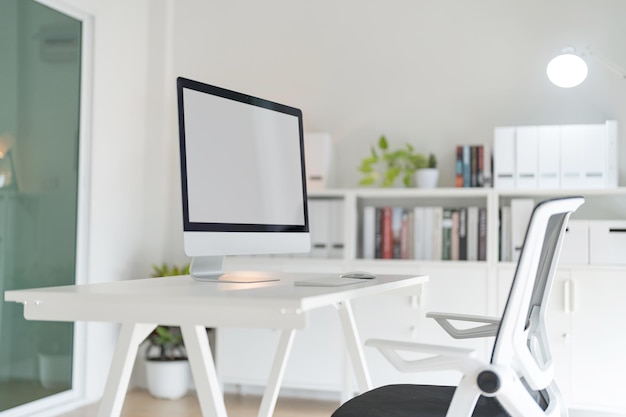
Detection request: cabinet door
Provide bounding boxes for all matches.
[544,270,573,403]
[354,266,489,387]
[569,270,626,412]
[497,267,573,403]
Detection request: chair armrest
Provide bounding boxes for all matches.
[365,338,482,374]
[426,312,501,339]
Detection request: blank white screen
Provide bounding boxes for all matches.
[183,88,306,226]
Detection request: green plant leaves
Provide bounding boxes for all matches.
[151,262,190,277]
[358,135,432,187]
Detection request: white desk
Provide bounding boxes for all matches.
[5,272,427,417]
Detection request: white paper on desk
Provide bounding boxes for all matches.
[294,277,365,287]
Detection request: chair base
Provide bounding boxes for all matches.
[332,385,509,417]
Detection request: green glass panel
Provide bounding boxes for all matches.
[0,0,81,410]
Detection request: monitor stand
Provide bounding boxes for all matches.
[189,256,280,283]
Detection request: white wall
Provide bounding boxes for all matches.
[169,0,626,190]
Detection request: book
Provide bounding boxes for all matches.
[381,207,394,259]
[442,208,453,260]
[456,146,464,187]
[375,207,383,259]
[463,145,471,187]
[391,207,403,259]
[431,207,443,261]
[483,144,492,188]
[478,207,487,261]
[413,206,425,260]
[362,206,376,259]
[451,210,460,261]
[404,210,414,260]
[459,207,467,260]
[467,206,479,261]
[471,146,478,187]
[477,146,484,187]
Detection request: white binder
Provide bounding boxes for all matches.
[537,126,560,189]
[494,127,516,189]
[581,124,608,188]
[304,133,333,190]
[328,199,345,259]
[515,126,538,189]
[560,125,586,189]
[308,199,331,258]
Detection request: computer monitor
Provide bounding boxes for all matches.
[177,77,310,282]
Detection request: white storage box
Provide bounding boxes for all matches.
[560,220,589,265]
[589,220,626,265]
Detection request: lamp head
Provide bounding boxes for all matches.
[547,47,588,88]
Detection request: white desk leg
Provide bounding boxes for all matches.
[180,324,228,417]
[336,300,372,394]
[97,323,156,417]
[257,329,296,417]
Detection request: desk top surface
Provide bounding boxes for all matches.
[4,273,428,327]
[5,273,427,309]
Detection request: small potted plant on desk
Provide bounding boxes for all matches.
[144,263,191,400]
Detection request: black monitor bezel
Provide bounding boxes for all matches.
[177,77,309,234]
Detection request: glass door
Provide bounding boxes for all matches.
[0,0,82,412]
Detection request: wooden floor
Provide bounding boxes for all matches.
[61,389,340,417]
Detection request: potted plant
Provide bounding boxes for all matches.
[144,263,191,400]
[359,135,433,188]
[415,153,439,188]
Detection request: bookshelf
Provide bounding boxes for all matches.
[221,187,626,413]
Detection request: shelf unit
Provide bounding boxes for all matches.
[230,187,626,271]
[220,187,626,412]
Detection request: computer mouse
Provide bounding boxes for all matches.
[340,271,376,279]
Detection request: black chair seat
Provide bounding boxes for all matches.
[332,385,509,417]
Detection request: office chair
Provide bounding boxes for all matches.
[332,197,584,417]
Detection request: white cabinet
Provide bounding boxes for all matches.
[497,266,626,414]
[222,187,626,413]
[568,269,626,412]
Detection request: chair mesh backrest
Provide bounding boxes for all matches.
[490,197,584,372]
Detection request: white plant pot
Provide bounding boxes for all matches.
[145,360,190,400]
[415,168,439,188]
[38,353,71,389]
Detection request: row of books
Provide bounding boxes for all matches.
[455,144,492,188]
[362,206,487,261]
